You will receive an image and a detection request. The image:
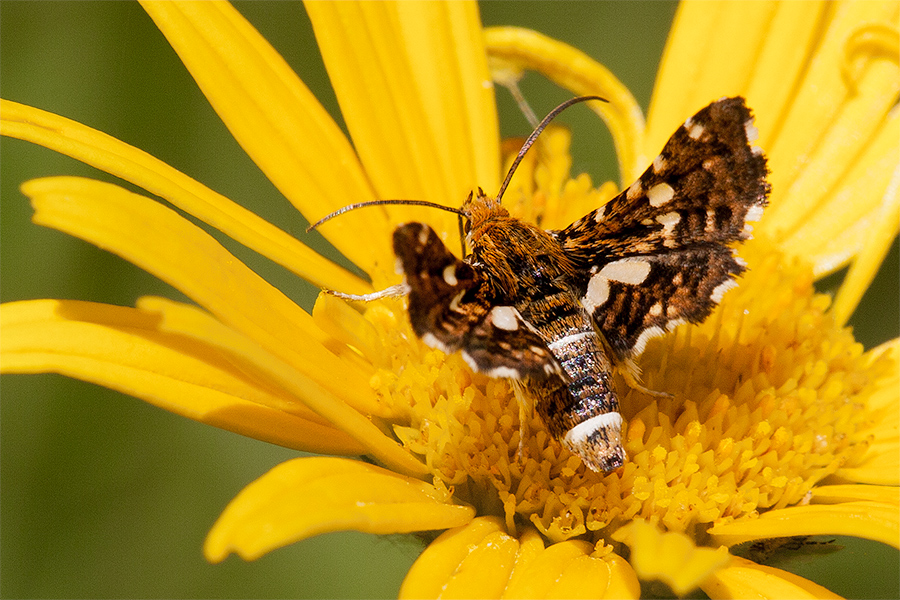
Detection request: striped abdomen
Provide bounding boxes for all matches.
[518,291,625,472]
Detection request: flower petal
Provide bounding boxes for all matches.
[204,457,473,562]
[483,26,646,185]
[811,484,900,505]
[611,520,731,596]
[132,296,428,477]
[600,554,642,600]
[701,555,842,600]
[0,99,367,294]
[0,299,364,456]
[503,534,618,599]
[22,176,374,407]
[708,502,899,549]
[399,517,508,599]
[646,0,788,152]
[305,0,498,238]
[647,0,899,284]
[139,0,388,271]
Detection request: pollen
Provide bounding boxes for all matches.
[354,134,889,551]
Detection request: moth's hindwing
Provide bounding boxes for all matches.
[556,96,769,361]
[393,223,563,380]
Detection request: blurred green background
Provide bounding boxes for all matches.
[1,2,897,598]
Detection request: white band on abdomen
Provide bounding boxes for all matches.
[563,412,623,446]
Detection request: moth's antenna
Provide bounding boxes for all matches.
[307,199,464,232]
[496,95,608,203]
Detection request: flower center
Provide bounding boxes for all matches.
[363,132,889,546]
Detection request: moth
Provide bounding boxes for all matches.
[312,96,769,473]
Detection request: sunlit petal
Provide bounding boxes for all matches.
[0,299,364,455]
[205,457,473,562]
[0,99,367,293]
[612,520,730,596]
[484,26,645,185]
[22,177,375,407]
[503,534,612,599]
[133,296,428,477]
[305,0,497,239]
[701,555,843,600]
[400,517,510,599]
[708,502,899,549]
[811,484,900,505]
[140,0,388,270]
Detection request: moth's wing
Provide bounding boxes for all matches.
[394,223,562,379]
[578,246,744,360]
[556,97,768,264]
[553,97,769,361]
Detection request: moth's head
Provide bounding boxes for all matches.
[460,187,508,239]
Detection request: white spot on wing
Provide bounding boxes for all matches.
[652,154,666,173]
[490,306,520,331]
[633,325,665,356]
[744,118,759,143]
[449,290,465,312]
[417,226,430,246]
[582,274,610,312]
[422,332,450,353]
[648,302,663,317]
[745,205,764,222]
[711,279,738,303]
[593,206,606,223]
[462,351,521,379]
[685,117,705,140]
[647,182,675,207]
[599,259,651,285]
[626,180,643,201]
[656,211,681,238]
[442,264,458,286]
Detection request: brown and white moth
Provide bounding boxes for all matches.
[314,96,769,473]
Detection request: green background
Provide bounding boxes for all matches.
[1,2,897,598]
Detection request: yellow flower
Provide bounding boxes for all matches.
[2,1,898,598]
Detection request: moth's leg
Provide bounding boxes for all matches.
[510,379,533,464]
[617,358,672,398]
[323,283,410,303]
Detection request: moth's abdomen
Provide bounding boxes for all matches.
[523,293,626,472]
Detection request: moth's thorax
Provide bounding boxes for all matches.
[464,191,575,297]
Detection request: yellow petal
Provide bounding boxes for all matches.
[701,555,843,600]
[204,457,473,562]
[708,502,899,549]
[646,0,785,153]
[305,0,498,239]
[601,553,642,600]
[436,531,519,599]
[811,484,900,505]
[313,293,388,369]
[0,99,367,294]
[22,176,375,408]
[133,296,428,477]
[502,537,599,599]
[400,517,513,599]
[0,299,364,456]
[828,160,900,325]
[483,26,645,185]
[139,0,388,271]
[611,520,731,596]
[543,556,611,599]
[834,432,900,486]
[647,0,900,284]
